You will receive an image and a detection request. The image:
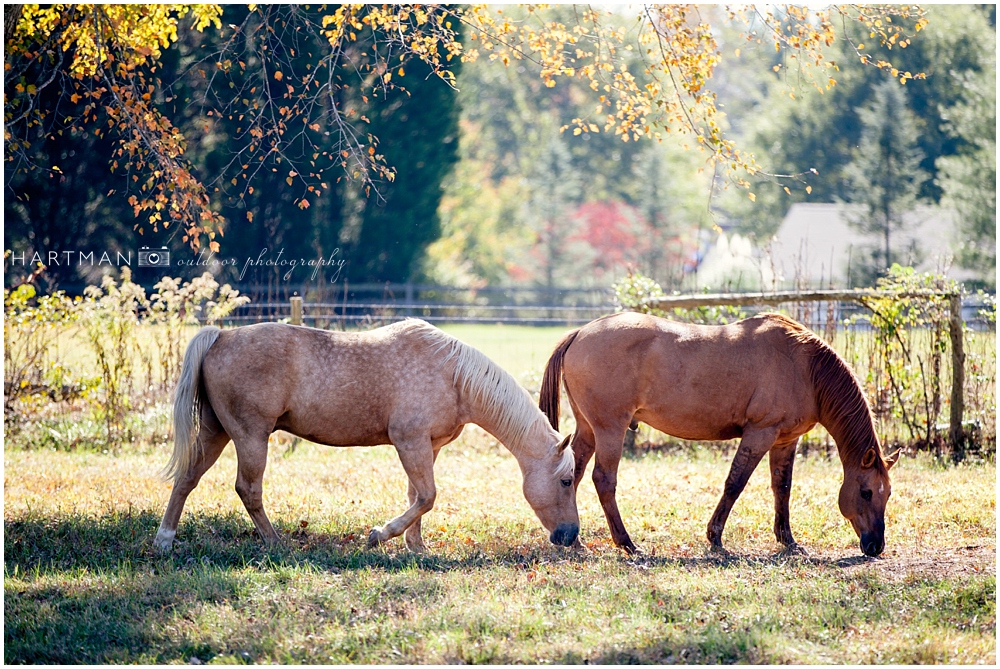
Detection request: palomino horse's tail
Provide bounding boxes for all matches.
[164,326,222,484]
[539,328,580,431]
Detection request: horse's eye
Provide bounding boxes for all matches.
[560,478,573,488]
[860,489,873,501]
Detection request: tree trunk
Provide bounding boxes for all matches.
[5,4,23,47]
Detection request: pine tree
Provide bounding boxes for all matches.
[936,61,996,284]
[528,131,582,291]
[845,80,928,272]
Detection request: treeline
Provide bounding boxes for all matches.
[714,4,995,281]
[4,5,462,293]
[428,4,995,290]
[4,5,996,294]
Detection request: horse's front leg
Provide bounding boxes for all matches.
[403,426,461,552]
[592,425,637,554]
[369,434,436,549]
[707,426,778,553]
[769,437,806,554]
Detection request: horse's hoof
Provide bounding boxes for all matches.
[153,529,175,552]
[404,538,427,554]
[708,543,730,557]
[367,528,384,548]
[778,543,809,557]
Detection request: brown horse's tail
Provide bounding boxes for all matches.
[164,326,221,484]
[539,329,580,431]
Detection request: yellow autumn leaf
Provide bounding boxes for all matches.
[274,70,283,81]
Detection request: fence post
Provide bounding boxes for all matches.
[290,294,303,326]
[948,293,965,448]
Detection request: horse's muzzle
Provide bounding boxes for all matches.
[860,531,884,557]
[550,523,579,547]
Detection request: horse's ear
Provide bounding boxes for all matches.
[884,447,902,470]
[557,434,572,452]
[861,448,877,469]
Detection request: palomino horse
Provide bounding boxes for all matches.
[155,319,579,552]
[540,312,899,557]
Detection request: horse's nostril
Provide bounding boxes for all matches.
[550,523,579,547]
[862,539,884,557]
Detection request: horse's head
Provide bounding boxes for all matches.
[520,434,579,546]
[838,446,900,556]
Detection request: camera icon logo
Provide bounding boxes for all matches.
[138,246,170,267]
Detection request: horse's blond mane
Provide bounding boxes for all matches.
[401,320,572,477]
[766,313,884,471]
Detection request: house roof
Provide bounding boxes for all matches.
[762,203,977,287]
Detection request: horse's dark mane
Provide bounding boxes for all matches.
[767,314,883,470]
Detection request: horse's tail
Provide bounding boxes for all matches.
[164,326,222,484]
[539,328,580,431]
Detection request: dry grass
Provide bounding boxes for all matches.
[5,427,995,664]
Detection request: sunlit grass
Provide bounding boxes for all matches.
[5,428,994,664]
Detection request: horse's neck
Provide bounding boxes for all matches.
[816,376,879,468]
[472,405,552,460]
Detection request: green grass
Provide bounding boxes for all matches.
[5,433,995,664]
[6,322,996,663]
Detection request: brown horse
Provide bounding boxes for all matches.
[155,319,579,552]
[540,311,899,557]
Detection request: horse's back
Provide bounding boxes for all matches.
[198,321,461,445]
[564,313,817,439]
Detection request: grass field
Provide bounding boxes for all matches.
[5,323,996,663]
[5,431,995,663]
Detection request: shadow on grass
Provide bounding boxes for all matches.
[619,549,880,572]
[5,511,994,664]
[5,563,249,664]
[4,510,464,663]
[5,509,881,580]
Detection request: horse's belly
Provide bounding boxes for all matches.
[636,409,742,442]
[276,414,391,447]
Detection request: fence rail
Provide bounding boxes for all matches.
[225,299,616,327]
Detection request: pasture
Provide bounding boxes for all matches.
[4,323,996,664]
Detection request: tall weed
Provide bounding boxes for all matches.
[4,271,249,450]
[3,283,85,430]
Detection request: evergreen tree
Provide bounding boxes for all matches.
[844,81,928,273]
[936,60,996,284]
[349,39,463,283]
[721,4,995,241]
[528,130,583,291]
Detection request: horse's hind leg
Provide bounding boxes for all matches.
[154,412,230,551]
[592,425,637,554]
[571,425,596,489]
[566,393,596,489]
[769,437,804,553]
[707,426,778,553]
[233,434,281,544]
[371,433,436,548]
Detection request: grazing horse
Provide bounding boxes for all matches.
[540,312,899,557]
[155,319,579,552]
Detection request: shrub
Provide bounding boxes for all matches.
[5,271,250,450]
[3,283,85,432]
[612,269,745,324]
